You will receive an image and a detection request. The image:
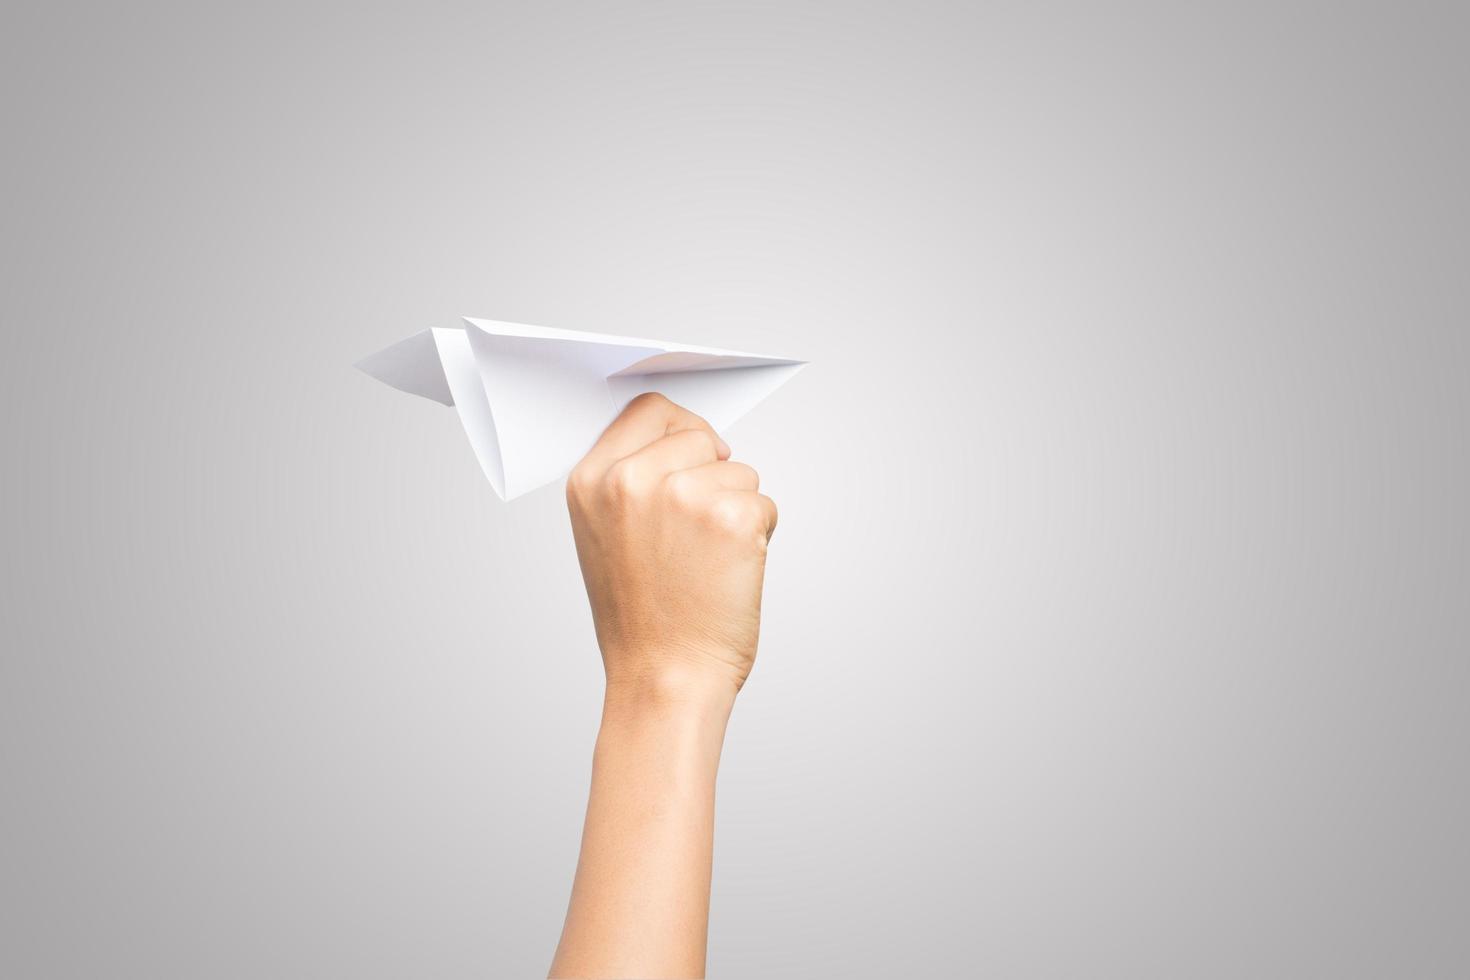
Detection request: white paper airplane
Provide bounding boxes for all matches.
[357,317,807,500]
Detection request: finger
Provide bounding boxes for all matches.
[612,429,726,486]
[670,460,760,494]
[722,490,778,541]
[755,492,778,540]
[582,392,729,475]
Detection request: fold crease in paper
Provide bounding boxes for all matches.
[356,318,806,500]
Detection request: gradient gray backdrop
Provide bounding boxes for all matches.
[3,2,1467,977]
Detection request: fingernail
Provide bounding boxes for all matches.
[717,436,731,457]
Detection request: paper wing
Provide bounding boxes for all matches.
[356,318,805,500]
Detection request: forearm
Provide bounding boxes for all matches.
[550,672,735,979]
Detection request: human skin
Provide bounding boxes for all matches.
[548,393,778,979]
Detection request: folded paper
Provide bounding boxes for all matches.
[357,318,806,500]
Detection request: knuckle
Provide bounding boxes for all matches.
[690,428,719,457]
[605,459,647,499]
[707,495,759,537]
[663,470,703,510]
[566,462,595,503]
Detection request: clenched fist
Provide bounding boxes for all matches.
[566,392,778,700]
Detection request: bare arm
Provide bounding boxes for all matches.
[550,393,778,979]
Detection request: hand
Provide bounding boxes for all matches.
[566,392,779,701]
[554,393,779,978]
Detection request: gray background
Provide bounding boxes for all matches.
[2,2,1466,977]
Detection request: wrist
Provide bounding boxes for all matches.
[596,678,732,786]
[600,665,734,760]
[603,658,742,717]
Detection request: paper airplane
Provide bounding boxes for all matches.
[357,317,806,500]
